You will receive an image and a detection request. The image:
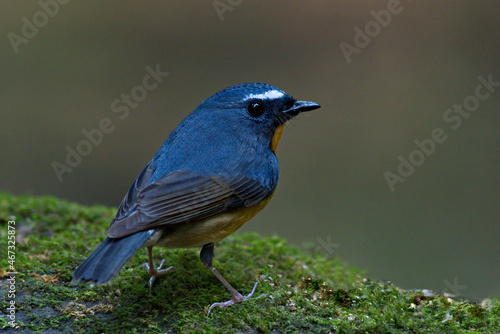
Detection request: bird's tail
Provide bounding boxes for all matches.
[73,230,154,284]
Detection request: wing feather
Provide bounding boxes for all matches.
[111,161,155,224]
[107,170,272,238]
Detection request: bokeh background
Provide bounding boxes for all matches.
[1,1,499,300]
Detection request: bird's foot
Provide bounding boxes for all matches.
[141,259,175,291]
[207,281,265,316]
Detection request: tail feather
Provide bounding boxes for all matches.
[73,230,154,284]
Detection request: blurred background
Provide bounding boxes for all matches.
[1,1,498,300]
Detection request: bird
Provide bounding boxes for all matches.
[72,82,320,315]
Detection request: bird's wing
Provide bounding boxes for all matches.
[107,170,272,238]
[111,161,156,223]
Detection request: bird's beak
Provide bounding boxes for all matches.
[282,100,321,116]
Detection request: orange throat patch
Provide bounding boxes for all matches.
[271,124,285,153]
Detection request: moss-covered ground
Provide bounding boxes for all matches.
[0,192,499,333]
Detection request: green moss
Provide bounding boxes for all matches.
[0,192,499,333]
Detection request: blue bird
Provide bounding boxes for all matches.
[73,83,320,314]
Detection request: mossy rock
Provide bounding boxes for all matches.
[0,193,499,333]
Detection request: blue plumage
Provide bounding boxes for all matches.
[73,83,320,314]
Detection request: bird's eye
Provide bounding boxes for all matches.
[247,101,266,117]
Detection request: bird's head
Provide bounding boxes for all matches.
[195,83,320,152]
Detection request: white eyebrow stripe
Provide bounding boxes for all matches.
[244,90,285,101]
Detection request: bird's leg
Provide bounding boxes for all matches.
[200,243,265,316]
[141,246,175,291]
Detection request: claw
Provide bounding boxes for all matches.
[200,243,265,316]
[206,282,266,316]
[142,247,175,291]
